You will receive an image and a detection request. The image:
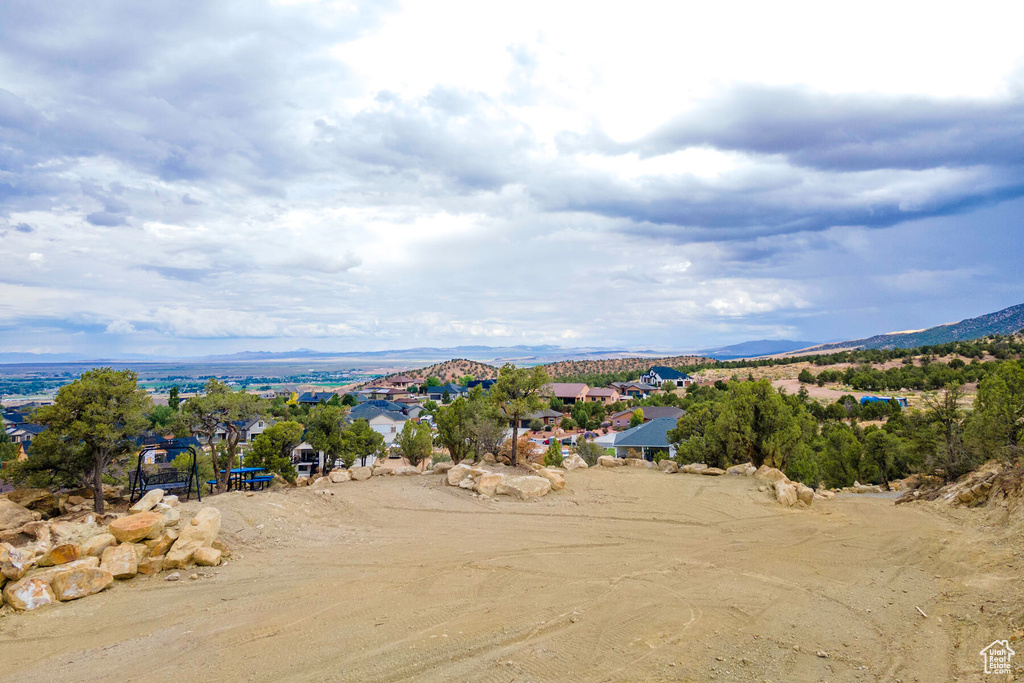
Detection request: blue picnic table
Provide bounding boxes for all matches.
[207,467,272,493]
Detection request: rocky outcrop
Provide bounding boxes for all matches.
[0,499,41,532]
[109,512,165,543]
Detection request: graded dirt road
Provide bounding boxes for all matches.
[1,468,1021,682]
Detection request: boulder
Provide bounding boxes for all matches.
[431,462,454,474]
[109,511,165,543]
[795,484,815,506]
[164,507,221,569]
[598,456,625,468]
[701,467,726,476]
[537,469,566,491]
[329,469,352,483]
[853,483,883,494]
[727,463,756,476]
[160,494,179,508]
[446,463,476,486]
[775,481,797,507]
[193,547,222,567]
[50,566,113,601]
[24,557,99,584]
[137,555,165,575]
[371,466,394,477]
[482,452,496,463]
[754,466,790,485]
[474,473,506,497]
[501,476,552,501]
[100,544,138,579]
[154,502,180,527]
[144,530,179,558]
[681,463,708,474]
[658,460,679,473]
[625,458,656,469]
[81,533,118,558]
[394,466,421,476]
[38,543,81,567]
[0,519,51,547]
[310,476,332,488]
[0,499,40,532]
[4,489,60,518]
[1,546,36,581]
[350,466,372,481]
[814,490,836,501]
[3,577,56,610]
[128,488,165,514]
[561,454,589,471]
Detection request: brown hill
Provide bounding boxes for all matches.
[541,355,714,380]
[374,358,499,385]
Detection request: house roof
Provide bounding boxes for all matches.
[648,366,690,381]
[349,406,408,423]
[545,383,590,399]
[389,375,416,383]
[426,383,466,395]
[587,387,619,397]
[612,417,677,449]
[610,406,684,421]
[297,391,337,403]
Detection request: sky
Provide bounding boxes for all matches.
[1,0,1023,358]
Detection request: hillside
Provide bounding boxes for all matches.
[800,302,1024,353]
[375,358,499,385]
[541,355,713,380]
[701,339,817,359]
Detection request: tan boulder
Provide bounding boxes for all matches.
[446,463,476,486]
[474,473,506,497]
[193,547,222,567]
[0,499,41,532]
[814,490,836,501]
[4,489,60,518]
[38,543,81,567]
[100,544,138,579]
[482,452,496,463]
[394,466,421,476]
[310,476,332,488]
[211,540,231,557]
[154,502,180,527]
[1,546,37,581]
[109,511,165,543]
[701,467,726,476]
[625,458,656,469]
[144,529,179,557]
[371,466,394,477]
[795,484,815,506]
[726,463,756,476]
[81,533,118,558]
[128,488,165,514]
[561,454,589,471]
[160,494,179,508]
[3,577,56,610]
[350,466,372,481]
[537,469,566,491]
[754,465,790,485]
[164,507,221,569]
[137,555,165,575]
[431,461,454,474]
[598,456,624,468]
[24,556,99,584]
[51,566,113,601]
[658,460,679,473]
[329,469,352,483]
[502,476,552,501]
[681,463,708,474]
[775,481,797,507]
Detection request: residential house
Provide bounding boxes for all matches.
[544,383,589,405]
[611,417,678,461]
[5,423,44,445]
[297,391,338,406]
[514,408,564,430]
[610,381,658,399]
[425,383,467,404]
[586,387,620,405]
[609,406,684,429]
[136,435,203,465]
[368,386,412,401]
[466,379,497,391]
[386,374,417,389]
[640,366,693,389]
[249,389,277,400]
[348,402,411,445]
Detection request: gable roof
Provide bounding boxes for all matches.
[587,387,619,397]
[389,375,416,383]
[612,417,677,449]
[545,383,590,399]
[426,383,466,395]
[297,391,337,404]
[648,366,690,380]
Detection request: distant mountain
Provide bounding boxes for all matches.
[800,302,1024,353]
[701,340,818,360]
[195,345,668,364]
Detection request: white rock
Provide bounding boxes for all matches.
[501,476,552,500]
[129,489,165,514]
[775,481,797,507]
[329,469,352,483]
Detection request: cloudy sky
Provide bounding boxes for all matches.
[2,1,1023,357]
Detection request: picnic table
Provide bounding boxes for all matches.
[207,467,273,493]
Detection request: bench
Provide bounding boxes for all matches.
[246,476,274,491]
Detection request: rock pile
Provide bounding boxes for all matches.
[443,462,561,500]
[1,489,227,612]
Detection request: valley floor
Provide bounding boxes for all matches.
[1,469,1021,682]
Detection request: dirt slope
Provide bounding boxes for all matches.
[1,471,1020,682]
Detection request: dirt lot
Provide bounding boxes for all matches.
[1,469,1021,682]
